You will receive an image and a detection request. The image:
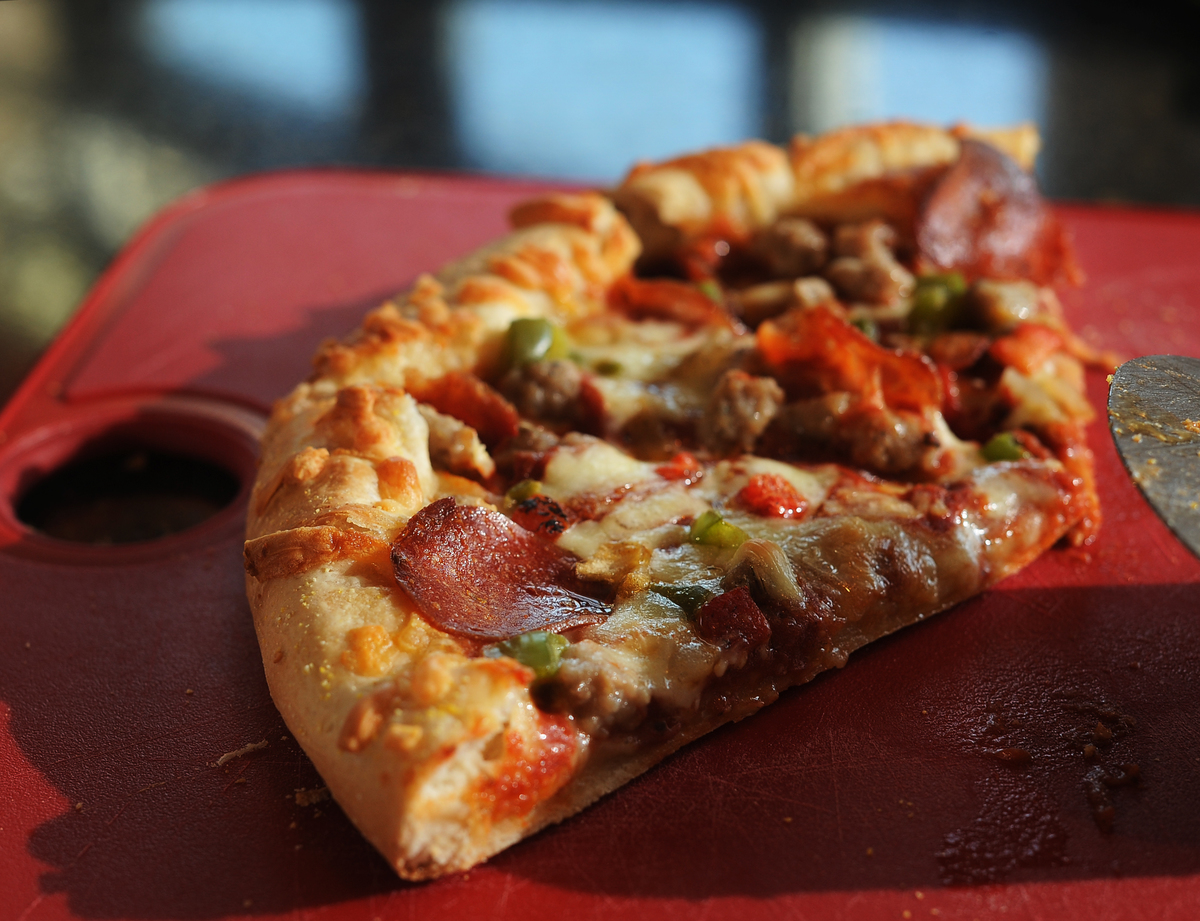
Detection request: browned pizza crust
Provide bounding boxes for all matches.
[245,121,1097,879]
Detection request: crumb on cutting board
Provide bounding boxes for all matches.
[295,786,330,807]
[213,739,268,767]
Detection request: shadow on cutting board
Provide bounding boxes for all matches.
[7,571,1200,917]
[183,290,401,412]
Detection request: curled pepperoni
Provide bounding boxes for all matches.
[758,303,942,413]
[988,323,1064,375]
[609,276,739,330]
[917,140,1079,286]
[413,372,520,448]
[391,498,609,640]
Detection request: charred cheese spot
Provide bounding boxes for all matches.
[315,386,396,455]
[244,526,389,582]
[339,696,386,753]
[254,446,330,517]
[384,723,424,753]
[510,193,612,233]
[342,625,397,677]
[410,653,457,707]
[454,275,527,309]
[376,456,423,509]
[487,246,577,303]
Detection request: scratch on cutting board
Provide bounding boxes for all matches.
[14,893,45,921]
[830,729,844,845]
[214,739,268,768]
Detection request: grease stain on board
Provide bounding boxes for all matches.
[935,691,1142,885]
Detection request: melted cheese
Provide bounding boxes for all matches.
[700,457,837,510]
[569,317,710,381]
[558,486,708,559]
[541,436,656,500]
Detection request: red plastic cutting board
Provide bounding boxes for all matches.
[3,172,1200,921]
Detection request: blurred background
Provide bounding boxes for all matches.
[2,0,1200,404]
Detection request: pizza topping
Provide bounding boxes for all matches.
[750,216,828,279]
[502,317,571,369]
[824,220,916,306]
[493,424,560,483]
[989,323,1065,375]
[488,631,569,679]
[650,583,715,616]
[723,538,804,608]
[509,494,573,536]
[701,369,785,454]
[1000,365,1094,430]
[970,278,1043,332]
[926,330,991,371]
[541,435,655,499]
[689,509,749,548]
[764,393,953,479]
[694,586,771,655]
[655,451,703,484]
[758,304,942,414]
[412,372,521,448]
[981,432,1029,462]
[917,139,1078,286]
[727,279,800,326]
[341,624,398,677]
[476,711,579,822]
[417,404,495,480]
[908,272,968,335]
[339,696,386,753]
[505,478,543,502]
[499,359,588,426]
[391,497,610,640]
[574,542,652,590]
[736,473,809,519]
[609,276,740,330]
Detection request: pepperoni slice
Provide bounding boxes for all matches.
[917,140,1079,286]
[391,498,609,640]
[609,276,739,330]
[694,586,771,652]
[509,494,573,537]
[413,372,520,448]
[758,303,942,413]
[988,322,1064,375]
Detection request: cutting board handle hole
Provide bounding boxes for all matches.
[0,396,264,558]
[15,444,241,545]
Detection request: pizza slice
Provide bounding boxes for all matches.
[244,121,1099,880]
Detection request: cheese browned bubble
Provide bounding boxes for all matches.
[245,121,1100,880]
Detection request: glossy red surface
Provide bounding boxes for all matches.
[2,173,1200,920]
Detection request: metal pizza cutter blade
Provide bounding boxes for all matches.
[1108,354,1200,558]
